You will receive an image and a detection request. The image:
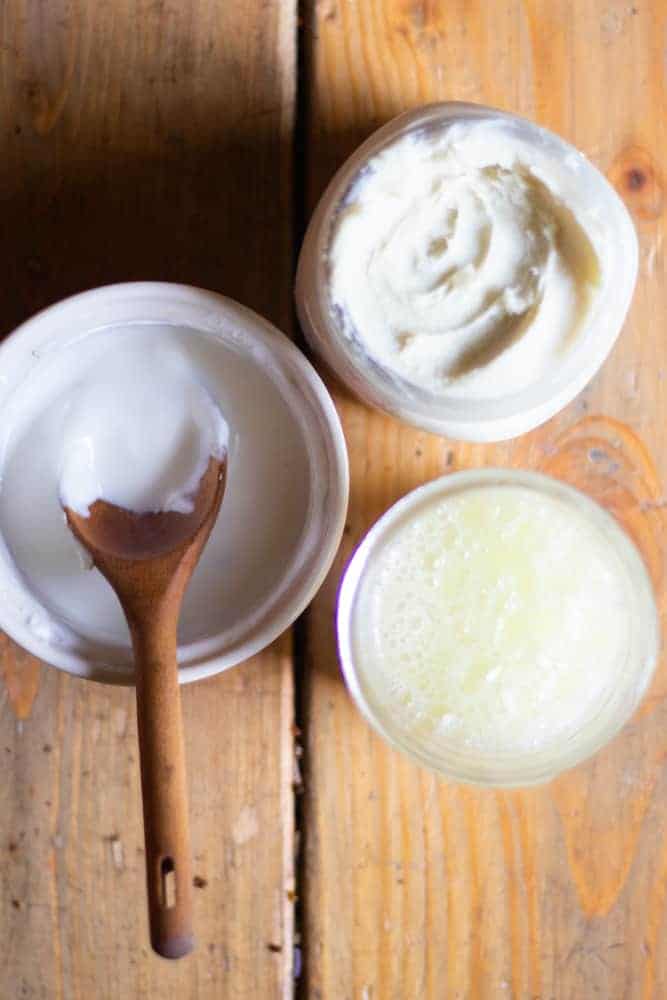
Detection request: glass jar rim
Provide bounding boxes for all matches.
[337,468,660,786]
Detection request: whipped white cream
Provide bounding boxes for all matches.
[328,119,603,399]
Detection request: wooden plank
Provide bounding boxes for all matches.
[301,2,667,997]
[0,1,296,997]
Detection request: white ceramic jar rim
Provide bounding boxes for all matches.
[296,102,638,442]
[337,469,659,787]
[0,282,349,685]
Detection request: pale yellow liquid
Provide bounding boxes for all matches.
[352,485,630,754]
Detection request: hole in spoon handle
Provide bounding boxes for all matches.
[160,856,177,909]
[149,852,193,959]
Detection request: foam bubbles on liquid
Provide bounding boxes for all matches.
[352,485,630,755]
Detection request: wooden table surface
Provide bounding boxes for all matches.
[1,1,666,997]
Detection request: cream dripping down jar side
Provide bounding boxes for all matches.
[0,283,349,684]
[295,102,638,442]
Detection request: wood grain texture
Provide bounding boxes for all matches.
[0,0,296,996]
[301,1,667,998]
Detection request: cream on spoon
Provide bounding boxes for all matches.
[59,343,228,517]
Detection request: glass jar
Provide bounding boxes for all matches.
[0,283,349,684]
[337,469,659,786]
[296,102,638,442]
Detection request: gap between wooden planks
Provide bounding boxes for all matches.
[299,2,667,999]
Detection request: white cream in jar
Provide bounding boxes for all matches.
[328,119,603,398]
[0,285,349,684]
[338,472,658,782]
[0,320,320,675]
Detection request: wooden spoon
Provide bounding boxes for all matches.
[63,455,227,959]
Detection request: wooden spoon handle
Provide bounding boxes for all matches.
[132,619,193,959]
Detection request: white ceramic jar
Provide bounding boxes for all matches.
[296,102,638,442]
[0,283,349,684]
[337,469,659,786]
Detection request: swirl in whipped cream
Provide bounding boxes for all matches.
[328,120,602,399]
